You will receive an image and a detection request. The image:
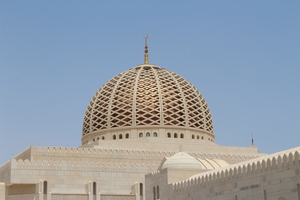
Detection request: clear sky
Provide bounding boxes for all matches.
[0,1,299,164]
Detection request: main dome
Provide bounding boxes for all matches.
[82,64,213,140]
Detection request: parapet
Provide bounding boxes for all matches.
[28,146,262,164]
[172,147,300,192]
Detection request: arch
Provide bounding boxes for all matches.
[180,133,184,138]
[43,181,47,194]
[192,134,195,139]
[101,136,105,140]
[97,137,100,140]
[167,132,171,138]
[125,133,129,139]
[146,132,150,137]
[197,135,200,139]
[119,134,123,139]
[139,183,143,196]
[113,135,116,140]
[139,133,143,137]
[153,132,157,137]
[201,136,204,139]
[174,133,178,138]
[93,182,96,195]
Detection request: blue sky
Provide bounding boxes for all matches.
[0,1,299,164]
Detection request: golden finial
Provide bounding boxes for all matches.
[144,34,149,64]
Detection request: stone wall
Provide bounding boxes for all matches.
[148,147,300,200]
[29,145,262,165]
[100,194,135,200]
[51,194,88,200]
[7,194,35,200]
[7,184,35,195]
[0,182,5,200]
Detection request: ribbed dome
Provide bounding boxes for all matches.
[159,152,203,170]
[82,64,213,139]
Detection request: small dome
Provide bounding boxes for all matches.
[82,64,213,142]
[159,152,203,171]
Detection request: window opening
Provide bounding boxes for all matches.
[140,183,143,196]
[43,181,47,194]
[157,185,159,199]
[126,133,129,138]
[93,182,96,195]
[153,186,156,200]
[119,134,122,139]
[167,133,171,138]
[139,133,143,137]
[192,134,195,139]
[197,135,200,139]
[153,132,157,137]
[174,133,178,138]
[113,135,116,140]
[102,136,105,140]
[180,133,184,138]
[146,132,150,137]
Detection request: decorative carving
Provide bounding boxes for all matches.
[82,65,213,137]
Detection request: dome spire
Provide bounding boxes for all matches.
[144,34,149,64]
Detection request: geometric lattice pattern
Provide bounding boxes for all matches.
[82,65,213,136]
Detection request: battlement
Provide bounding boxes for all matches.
[172,147,300,192]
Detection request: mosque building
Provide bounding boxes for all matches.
[0,37,299,200]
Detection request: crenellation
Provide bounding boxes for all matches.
[288,152,294,165]
[168,149,300,196]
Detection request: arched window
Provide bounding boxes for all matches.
[167,133,171,138]
[201,136,204,140]
[97,137,100,140]
[197,135,200,139]
[125,133,129,139]
[156,185,159,199]
[153,132,157,137]
[139,133,143,137]
[102,136,105,140]
[153,186,156,200]
[43,181,47,194]
[140,183,143,196]
[119,134,122,139]
[93,138,95,141]
[174,133,178,138]
[180,133,184,138]
[146,132,150,137]
[192,134,195,139]
[113,135,116,140]
[93,182,96,195]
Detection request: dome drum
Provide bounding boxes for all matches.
[82,64,214,145]
[82,126,215,146]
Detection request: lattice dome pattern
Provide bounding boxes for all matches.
[82,64,213,136]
